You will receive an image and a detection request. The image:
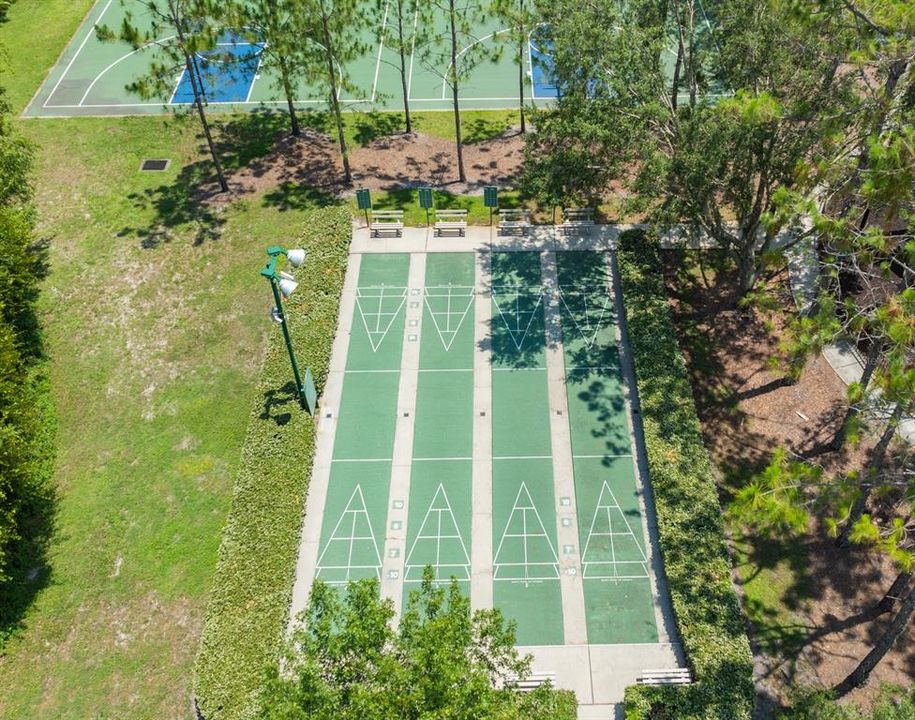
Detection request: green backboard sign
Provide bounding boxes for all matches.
[355,188,371,210]
[418,187,433,209]
[303,368,318,415]
[484,185,498,208]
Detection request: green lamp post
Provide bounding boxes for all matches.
[260,245,317,414]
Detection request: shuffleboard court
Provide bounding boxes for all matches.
[315,253,409,586]
[490,251,565,646]
[403,253,475,603]
[556,250,657,643]
[301,249,665,658]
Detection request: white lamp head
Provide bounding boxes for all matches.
[270,306,283,323]
[278,277,298,298]
[286,248,306,267]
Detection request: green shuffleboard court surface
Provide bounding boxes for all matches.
[404,253,475,607]
[556,251,657,644]
[309,250,659,647]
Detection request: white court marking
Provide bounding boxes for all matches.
[315,484,383,584]
[493,482,560,584]
[558,285,614,349]
[404,484,471,582]
[491,285,544,352]
[424,285,475,351]
[581,482,648,581]
[355,286,408,352]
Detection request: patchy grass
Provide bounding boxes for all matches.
[0,0,94,113]
[0,108,345,718]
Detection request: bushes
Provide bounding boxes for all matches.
[0,77,54,642]
[617,230,754,719]
[194,206,350,720]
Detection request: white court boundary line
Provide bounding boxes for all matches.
[43,0,116,108]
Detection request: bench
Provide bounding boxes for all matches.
[507,671,557,692]
[433,209,468,237]
[498,209,532,236]
[636,668,693,686]
[369,210,404,237]
[560,208,595,235]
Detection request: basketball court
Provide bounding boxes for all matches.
[25,0,559,117]
[24,0,724,117]
[292,231,684,714]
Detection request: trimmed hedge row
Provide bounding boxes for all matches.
[618,231,755,719]
[194,206,351,720]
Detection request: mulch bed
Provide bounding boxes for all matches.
[661,251,914,714]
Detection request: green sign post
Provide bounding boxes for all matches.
[356,188,371,227]
[483,185,498,225]
[418,186,433,226]
[260,245,315,414]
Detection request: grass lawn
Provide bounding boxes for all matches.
[0,0,524,715]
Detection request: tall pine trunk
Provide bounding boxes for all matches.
[279,56,301,137]
[397,0,412,133]
[835,401,906,548]
[832,340,883,450]
[449,0,466,183]
[177,37,228,192]
[873,570,914,617]
[834,580,915,696]
[320,5,352,185]
[518,27,525,133]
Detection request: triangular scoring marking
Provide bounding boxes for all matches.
[355,286,407,352]
[581,481,648,581]
[404,484,471,582]
[316,485,382,584]
[493,482,560,584]
[491,285,544,352]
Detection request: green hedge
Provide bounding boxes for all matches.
[618,231,755,719]
[194,206,351,720]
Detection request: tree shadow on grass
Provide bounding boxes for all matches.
[353,111,405,145]
[462,114,516,144]
[121,111,314,248]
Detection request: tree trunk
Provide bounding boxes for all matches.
[320,8,352,185]
[737,248,757,295]
[279,56,301,137]
[873,570,914,617]
[835,401,906,548]
[671,20,684,111]
[397,0,412,133]
[518,25,526,134]
[832,340,884,450]
[181,50,228,192]
[834,580,915,696]
[449,0,466,183]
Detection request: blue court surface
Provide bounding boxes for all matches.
[171,33,265,104]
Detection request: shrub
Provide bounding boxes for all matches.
[194,206,350,720]
[618,230,754,719]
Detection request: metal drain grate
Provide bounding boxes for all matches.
[140,159,170,172]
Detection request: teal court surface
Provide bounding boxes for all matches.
[26,0,723,117]
[292,238,684,712]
